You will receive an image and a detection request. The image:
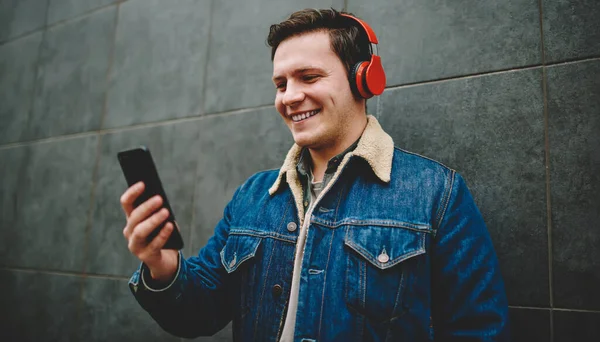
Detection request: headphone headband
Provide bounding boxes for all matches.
[340,13,379,45]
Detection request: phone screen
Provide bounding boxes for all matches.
[117,146,184,250]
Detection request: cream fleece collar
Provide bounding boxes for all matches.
[268,115,394,196]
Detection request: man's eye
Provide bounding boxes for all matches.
[303,75,319,82]
[276,83,286,90]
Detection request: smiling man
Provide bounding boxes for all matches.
[123,8,510,341]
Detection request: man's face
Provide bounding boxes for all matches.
[272,31,361,150]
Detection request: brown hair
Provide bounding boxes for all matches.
[267,8,371,76]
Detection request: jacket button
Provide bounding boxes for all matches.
[287,222,297,232]
[272,284,283,297]
[378,252,390,263]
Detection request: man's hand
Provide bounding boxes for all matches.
[121,182,179,283]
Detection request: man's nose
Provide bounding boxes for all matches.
[282,83,305,107]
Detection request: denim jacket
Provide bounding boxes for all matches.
[129,115,510,341]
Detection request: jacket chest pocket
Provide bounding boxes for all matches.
[344,223,429,323]
[220,230,263,317]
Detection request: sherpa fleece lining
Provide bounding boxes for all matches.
[268,115,394,224]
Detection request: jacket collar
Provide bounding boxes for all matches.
[269,115,394,196]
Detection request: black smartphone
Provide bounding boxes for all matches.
[117,146,184,250]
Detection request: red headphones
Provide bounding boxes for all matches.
[341,13,386,99]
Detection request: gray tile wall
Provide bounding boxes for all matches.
[0,0,598,341]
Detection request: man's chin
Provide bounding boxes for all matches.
[292,136,316,148]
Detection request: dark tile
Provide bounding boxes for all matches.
[347,0,541,86]
[0,32,42,144]
[548,60,600,310]
[79,277,235,341]
[543,0,600,63]
[47,0,116,24]
[0,146,28,260]
[27,6,115,140]
[0,270,81,341]
[509,308,551,342]
[0,135,97,271]
[77,277,180,342]
[204,0,334,113]
[554,310,600,342]
[378,68,548,306]
[0,0,47,42]
[87,121,200,277]
[103,0,210,129]
[191,108,291,253]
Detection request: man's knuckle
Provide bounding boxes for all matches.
[154,211,165,224]
[130,230,139,242]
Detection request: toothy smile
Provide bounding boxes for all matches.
[291,109,320,122]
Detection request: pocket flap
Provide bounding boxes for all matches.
[220,231,262,273]
[344,225,428,270]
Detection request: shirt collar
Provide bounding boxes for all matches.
[269,115,394,195]
[296,136,361,178]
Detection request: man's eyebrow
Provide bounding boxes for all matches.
[272,66,325,82]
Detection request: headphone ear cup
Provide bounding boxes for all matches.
[353,61,373,99]
[349,62,362,98]
[364,56,386,96]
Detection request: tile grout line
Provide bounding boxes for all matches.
[38,1,123,34]
[18,0,50,147]
[200,0,215,116]
[537,1,555,341]
[72,3,121,339]
[79,0,120,279]
[187,123,201,257]
[553,308,600,314]
[0,1,125,47]
[544,60,556,342]
[509,305,551,311]
[385,64,544,90]
[0,266,130,280]
[383,55,600,92]
[2,58,599,151]
[509,305,600,314]
[0,26,44,47]
[0,0,50,47]
[545,54,600,67]
[98,3,121,132]
[0,28,42,46]
[0,104,275,151]
[189,0,215,257]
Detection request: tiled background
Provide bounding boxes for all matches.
[0,0,598,341]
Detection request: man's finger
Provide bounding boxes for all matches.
[127,195,163,233]
[147,222,174,251]
[120,182,145,218]
[130,208,170,247]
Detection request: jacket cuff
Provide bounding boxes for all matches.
[128,251,183,295]
[141,255,181,292]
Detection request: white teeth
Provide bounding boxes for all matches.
[291,109,319,122]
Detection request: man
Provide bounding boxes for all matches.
[121,8,509,341]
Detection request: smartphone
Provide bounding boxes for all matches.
[117,146,184,250]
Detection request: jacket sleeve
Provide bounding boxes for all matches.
[127,186,241,338]
[431,171,510,341]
